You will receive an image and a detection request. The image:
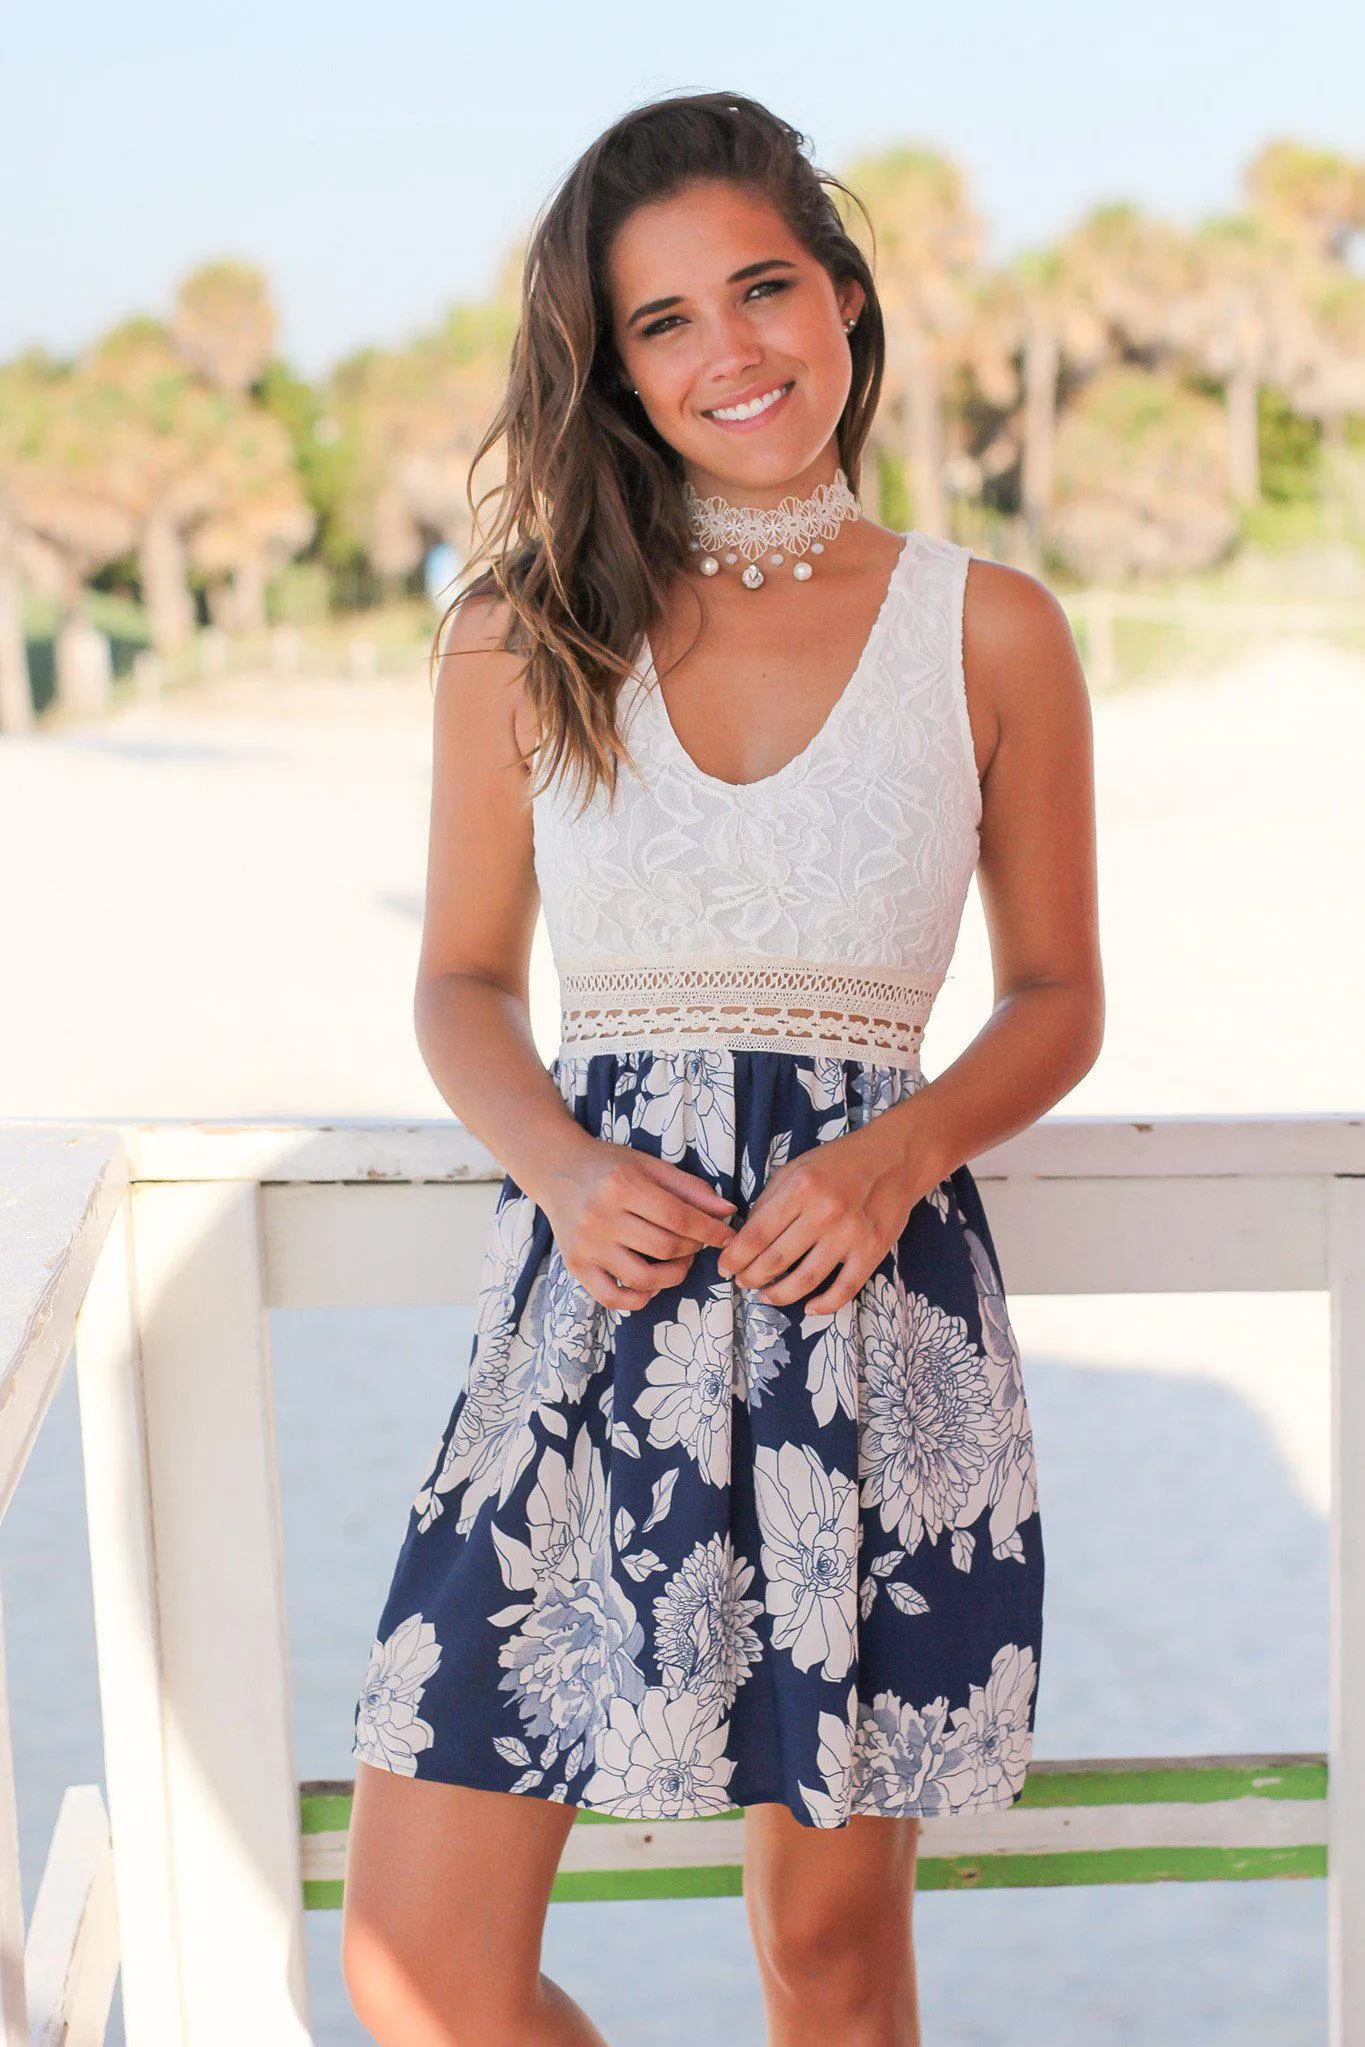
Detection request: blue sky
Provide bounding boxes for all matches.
[4,0,1362,375]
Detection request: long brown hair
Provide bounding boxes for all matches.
[445,90,886,815]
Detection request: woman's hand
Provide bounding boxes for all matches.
[543,1139,738,1312]
[716,1111,946,1315]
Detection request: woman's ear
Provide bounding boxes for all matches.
[838,281,868,330]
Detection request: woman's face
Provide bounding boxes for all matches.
[606,177,864,502]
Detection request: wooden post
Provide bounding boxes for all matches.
[0,1585,29,2047]
[129,1182,310,2047]
[1330,1174,1365,2047]
[75,1202,185,2047]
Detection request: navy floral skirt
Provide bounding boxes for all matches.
[353,1048,1044,1826]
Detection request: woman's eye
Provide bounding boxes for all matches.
[641,315,682,338]
[747,278,790,301]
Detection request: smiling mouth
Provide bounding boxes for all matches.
[702,381,795,424]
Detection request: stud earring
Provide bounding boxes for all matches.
[844,318,857,334]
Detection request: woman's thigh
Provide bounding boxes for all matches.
[341,1761,581,2035]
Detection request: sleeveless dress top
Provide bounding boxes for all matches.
[354,529,1044,1830]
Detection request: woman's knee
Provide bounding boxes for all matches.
[751,1890,911,2010]
[340,1899,525,2046]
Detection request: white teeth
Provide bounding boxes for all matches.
[707,383,789,423]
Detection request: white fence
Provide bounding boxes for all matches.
[1,1111,1363,2045]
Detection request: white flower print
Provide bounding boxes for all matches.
[798,1686,859,1828]
[582,1687,736,1818]
[858,1271,1005,1554]
[496,1554,646,1757]
[652,1534,764,1712]
[849,1689,955,1818]
[753,1442,859,1680]
[491,1433,646,1763]
[940,1644,1037,1805]
[636,1285,733,1485]
[418,1247,618,1535]
[354,1614,441,1777]
[795,1058,846,1115]
[521,1245,614,1411]
[414,1320,523,1534]
[633,1051,736,1179]
[848,1064,904,1127]
[963,1223,1040,1552]
[801,1296,859,1427]
[732,1285,788,1408]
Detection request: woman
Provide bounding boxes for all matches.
[343,89,1102,2047]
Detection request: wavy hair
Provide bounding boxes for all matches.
[444,90,886,814]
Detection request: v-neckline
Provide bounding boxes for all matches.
[638,533,914,796]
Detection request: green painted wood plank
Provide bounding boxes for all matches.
[913,1843,1327,1889]
[302,1842,1327,1912]
[299,1753,1328,1839]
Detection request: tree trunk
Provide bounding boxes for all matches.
[0,511,32,735]
[1226,358,1260,507]
[232,557,267,635]
[140,509,196,654]
[1022,319,1060,569]
[902,329,948,537]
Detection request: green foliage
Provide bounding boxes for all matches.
[1257,385,1322,503]
[266,560,331,627]
[256,357,358,577]
[877,450,913,530]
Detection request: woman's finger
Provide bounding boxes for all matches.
[724,1213,822,1292]
[583,1263,655,1313]
[802,1250,882,1317]
[615,1212,713,1261]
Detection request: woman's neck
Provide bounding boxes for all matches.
[680,447,844,511]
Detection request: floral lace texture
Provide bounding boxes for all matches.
[531,530,982,1059]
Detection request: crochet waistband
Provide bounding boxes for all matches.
[555,955,938,1071]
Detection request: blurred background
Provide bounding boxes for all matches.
[1,3,1360,2042]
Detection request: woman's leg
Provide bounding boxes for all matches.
[341,1761,609,2046]
[744,1802,922,2047]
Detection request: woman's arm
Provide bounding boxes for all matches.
[414,595,737,1309]
[897,556,1106,1185]
[718,558,1105,1313]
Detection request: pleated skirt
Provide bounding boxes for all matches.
[353,1047,1044,1826]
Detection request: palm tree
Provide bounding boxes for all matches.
[172,261,278,395]
[1007,206,1196,561]
[333,301,514,589]
[1166,214,1318,508]
[1050,366,1236,582]
[842,147,984,536]
[1243,140,1365,264]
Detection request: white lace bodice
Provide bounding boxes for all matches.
[532,529,981,1071]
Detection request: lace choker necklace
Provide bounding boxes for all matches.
[683,467,861,589]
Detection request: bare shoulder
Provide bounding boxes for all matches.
[433,590,538,771]
[962,557,1089,774]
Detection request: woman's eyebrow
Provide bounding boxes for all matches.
[625,258,798,329]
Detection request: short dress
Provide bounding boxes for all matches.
[353,529,1044,1827]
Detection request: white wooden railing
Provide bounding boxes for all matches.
[1,1111,1363,2046]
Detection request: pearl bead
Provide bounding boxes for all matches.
[811,541,824,554]
[770,552,784,565]
[793,561,813,581]
[699,555,720,577]
[688,539,700,551]
[724,551,739,565]
[741,564,765,590]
